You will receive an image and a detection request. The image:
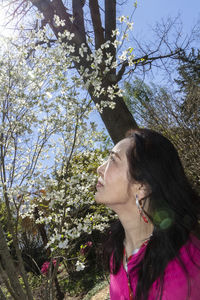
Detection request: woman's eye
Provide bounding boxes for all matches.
[109,154,115,161]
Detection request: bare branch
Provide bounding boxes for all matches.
[89,0,104,49]
[116,48,184,82]
[105,0,116,71]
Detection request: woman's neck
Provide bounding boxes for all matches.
[116,206,153,257]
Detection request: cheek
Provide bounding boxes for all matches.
[103,164,112,183]
[106,171,129,194]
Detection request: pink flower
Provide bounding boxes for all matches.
[86,241,92,247]
[41,260,57,275]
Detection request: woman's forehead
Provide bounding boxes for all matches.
[112,138,132,154]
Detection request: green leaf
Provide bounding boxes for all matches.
[129,47,134,54]
[134,0,138,8]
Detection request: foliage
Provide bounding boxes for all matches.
[124,72,200,191]
[23,149,115,295]
[0,30,113,299]
[20,232,48,274]
[175,48,200,127]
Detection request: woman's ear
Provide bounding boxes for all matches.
[135,183,151,200]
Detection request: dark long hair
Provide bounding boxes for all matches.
[103,128,200,300]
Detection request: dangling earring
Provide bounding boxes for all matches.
[136,194,148,223]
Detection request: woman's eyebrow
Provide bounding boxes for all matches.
[109,150,121,160]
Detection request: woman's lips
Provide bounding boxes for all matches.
[96,181,104,189]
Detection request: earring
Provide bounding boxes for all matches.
[136,194,148,223]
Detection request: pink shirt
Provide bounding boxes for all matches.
[110,235,200,300]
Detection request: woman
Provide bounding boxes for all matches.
[95,128,200,300]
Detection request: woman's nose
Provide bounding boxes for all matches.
[97,162,106,176]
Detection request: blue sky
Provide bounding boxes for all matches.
[126,0,199,35]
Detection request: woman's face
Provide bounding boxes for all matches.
[95,138,134,207]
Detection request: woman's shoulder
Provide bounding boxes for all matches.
[156,234,200,300]
[179,233,200,267]
[165,234,200,276]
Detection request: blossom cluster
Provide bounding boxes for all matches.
[41,260,57,275]
[0,10,134,273]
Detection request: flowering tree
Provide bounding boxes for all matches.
[4,0,190,143]
[0,32,111,298]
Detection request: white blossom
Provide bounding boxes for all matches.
[118,15,126,23]
[54,15,66,27]
[75,261,85,271]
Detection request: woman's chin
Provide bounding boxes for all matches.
[95,191,107,204]
[94,192,102,203]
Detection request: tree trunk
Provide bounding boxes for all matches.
[0,286,7,300]
[0,222,27,300]
[54,276,64,300]
[90,89,138,144]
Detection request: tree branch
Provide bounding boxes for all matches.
[30,0,84,44]
[105,0,116,42]
[105,0,116,75]
[72,0,86,42]
[89,0,104,49]
[0,263,16,300]
[116,48,183,82]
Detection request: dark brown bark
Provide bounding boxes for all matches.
[101,97,138,143]
[54,276,64,300]
[0,263,17,300]
[72,0,86,41]
[105,0,116,42]
[90,86,138,143]
[105,0,116,78]
[89,0,104,49]
[30,0,85,44]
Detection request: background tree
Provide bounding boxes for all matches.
[124,50,200,190]
[176,48,200,127]
[4,0,193,143]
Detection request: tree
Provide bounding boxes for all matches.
[175,49,200,189]
[124,74,200,191]
[4,0,191,143]
[25,149,115,295]
[176,48,200,128]
[0,34,110,299]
